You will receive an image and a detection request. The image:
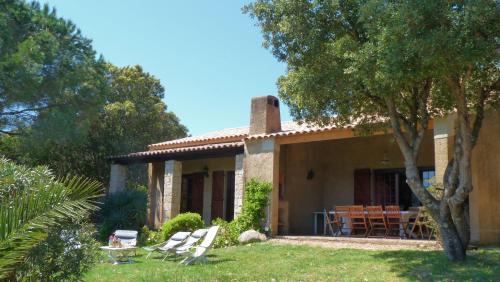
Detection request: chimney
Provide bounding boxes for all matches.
[249,95,281,135]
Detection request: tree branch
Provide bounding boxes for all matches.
[0,129,20,135]
[412,79,432,158]
[0,103,65,116]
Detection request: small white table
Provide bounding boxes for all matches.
[313,210,416,235]
[100,246,137,265]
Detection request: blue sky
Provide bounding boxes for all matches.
[38,0,292,136]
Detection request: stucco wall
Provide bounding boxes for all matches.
[470,110,500,244]
[244,138,280,234]
[182,157,236,225]
[283,131,435,234]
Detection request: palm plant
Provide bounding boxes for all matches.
[0,158,103,279]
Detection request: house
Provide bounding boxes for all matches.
[109,96,500,244]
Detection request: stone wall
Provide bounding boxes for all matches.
[234,154,245,216]
[109,164,127,194]
[244,138,280,235]
[163,160,182,223]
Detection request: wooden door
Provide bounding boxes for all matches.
[190,173,204,216]
[225,171,235,221]
[211,171,225,220]
[182,173,204,216]
[354,169,371,205]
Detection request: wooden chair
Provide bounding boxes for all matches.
[406,207,424,239]
[385,205,407,238]
[366,206,387,238]
[323,209,335,236]
[333,206,350,236]
[417,207,437,240]
[348,205,369,237]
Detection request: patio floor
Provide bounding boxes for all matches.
[271,235,440,251]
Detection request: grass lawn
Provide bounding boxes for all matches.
[84,243,500,282]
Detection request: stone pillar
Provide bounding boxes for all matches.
[163,160,182,223]
[244,138,280,235]
[234,154,245,217]
[109,164,127,194]
[147,162,165,229]
[433,115,455,184]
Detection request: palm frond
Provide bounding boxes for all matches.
[0,174,103,279]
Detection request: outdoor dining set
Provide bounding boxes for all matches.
[320,205,436,240]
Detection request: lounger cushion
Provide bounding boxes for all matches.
[191,229,208,238]
[171,232,191,241]
[114,230,138,246]
[114,230,138,239]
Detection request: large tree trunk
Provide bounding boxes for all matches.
[438,200,467,261]
[384,74,489,262]
[406,161,467,261]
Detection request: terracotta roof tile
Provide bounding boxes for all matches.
[149,121,347,150]
[245,124,355,141]
[113,142,244,159]
[149,126,249,150]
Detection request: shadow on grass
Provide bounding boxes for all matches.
[149,254,234,265]
[371,249,500,281]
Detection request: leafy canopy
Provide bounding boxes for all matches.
[0,1,188,184]
[0,0,107,134]
[244,0,499,126]
[14,64,188,183]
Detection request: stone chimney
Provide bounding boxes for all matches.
[249,95,281,135]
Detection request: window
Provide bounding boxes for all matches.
[422,170,436,189]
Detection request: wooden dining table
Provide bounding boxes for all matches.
[313,210,418,235]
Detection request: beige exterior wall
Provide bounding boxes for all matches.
[182,157,236,225]
[470,110,500,244]
[282,132,435,234]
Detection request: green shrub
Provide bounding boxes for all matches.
[426,182,443,244]
[240,179,272,232]
[162,212,205,240]
[98,188,147,241]
[212,218,240,248]
[17,220,100,281]
[138,225,162,246]
[212,179,272,248]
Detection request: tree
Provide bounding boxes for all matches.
[0,0,107,134]
[15,64,188,184]
[0,1,187,185]
[0,158,103,279]
[245,0,499,261]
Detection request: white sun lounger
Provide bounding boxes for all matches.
[179,225,220,265]
[143,231,191,259]
[161,228,208,261]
